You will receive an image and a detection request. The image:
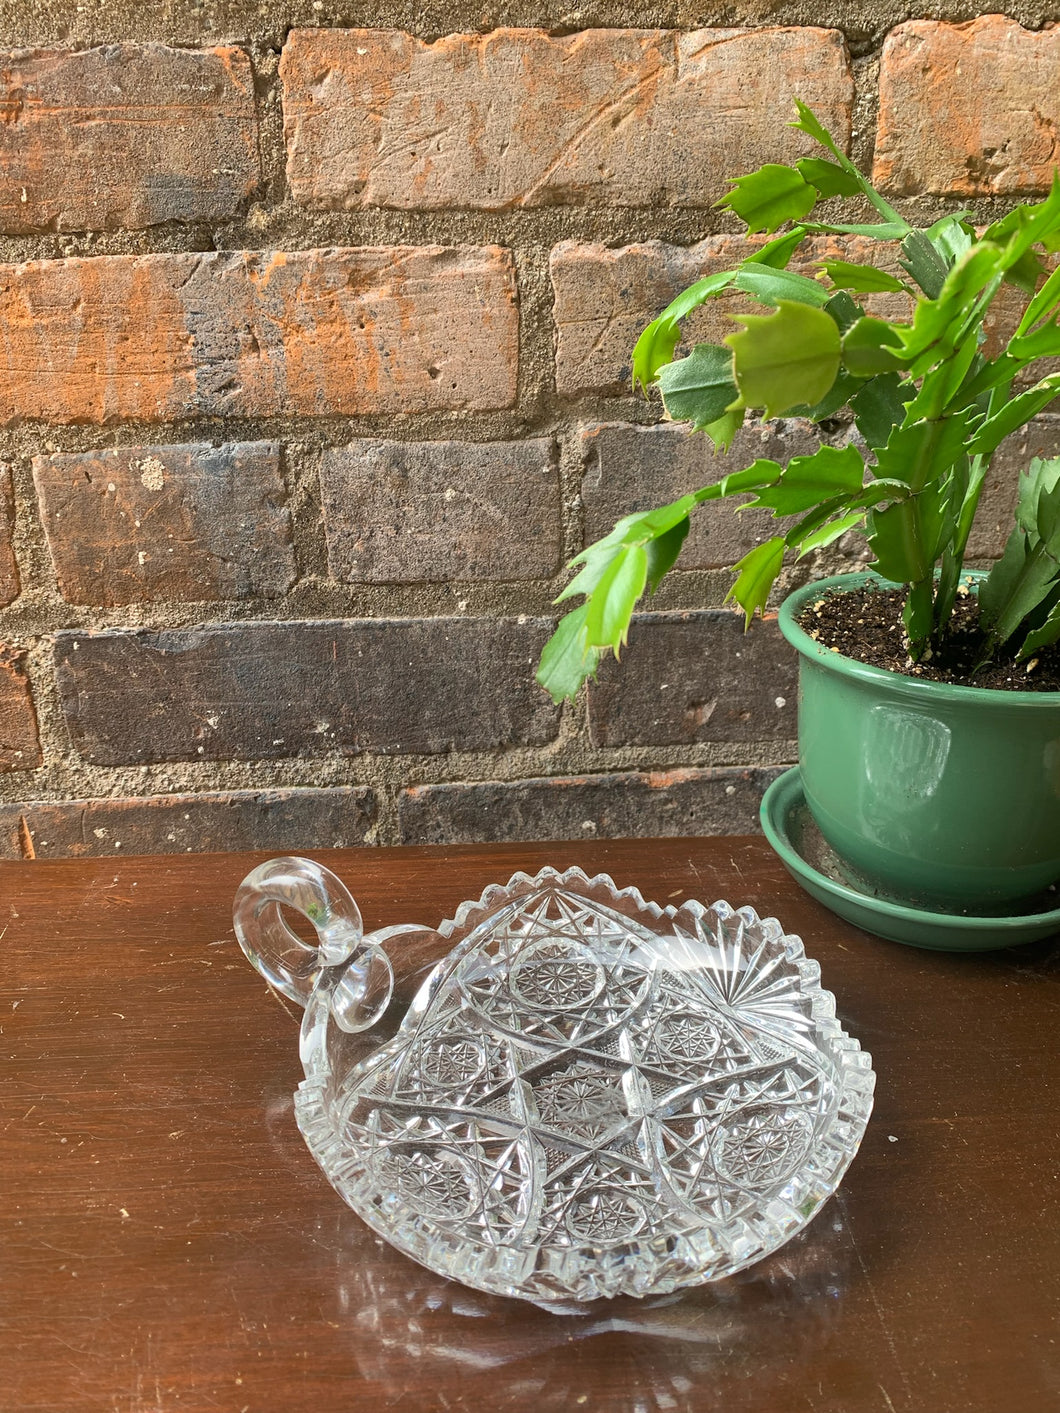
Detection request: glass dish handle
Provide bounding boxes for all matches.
[233,855,394,1033]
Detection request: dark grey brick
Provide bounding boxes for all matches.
[0,787,377,859]
[398,766,783,844]
[320,438,562,582]
[54,617,559,765]
[33,442,295,605]
[579,420,821,570]
[587,611,797,747]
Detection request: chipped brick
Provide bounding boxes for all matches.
[0,787,376,860]
[282,27,851,210]
[0,644,40,771]
[587,611,797,747]
[398,767,782,844]
[0,246,518,425]
[876,18,1060,196]
[551,235,907,396]
[0,44,260,233]
[33,442,295,605]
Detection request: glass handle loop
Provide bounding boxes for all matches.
[233,856,393,1030]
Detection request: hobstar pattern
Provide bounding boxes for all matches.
[289,867,874,1304]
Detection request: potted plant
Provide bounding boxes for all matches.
[537,103,1060,948]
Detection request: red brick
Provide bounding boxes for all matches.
[552,236,908,396]
[0,787,376,860]
[0,44,260,233]
[579,420,824,571]
[319,439,561,583]
[875,18,1060,196]
[398,767,781,844]
[282,27,851,211]
[33,442,295,606]
[54,618,558,765]
[0,246,517,425]
[587,611,797,747]
[0,644,41,771]
[0,462,17,607]
[966,416,1060,561]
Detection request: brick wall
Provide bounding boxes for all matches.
[0,4,1052,857]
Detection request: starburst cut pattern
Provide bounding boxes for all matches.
[295,868,875,1303]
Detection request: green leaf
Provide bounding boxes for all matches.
[1005,248,1044,294]
[790,101,908,228]
[734,263,831,308]
[725,536,787,625]
[822,291,863,334]
[584,544,648,654]
[697,459,787,502]
[556,515,643,603]
[781,480,906,561]
[978,528,1060,648]
[701,406,745,451]
[742,443,864,516]
[1017,598,1060,659]
[806,221,910,239]
[790,100,844,159]
[959,354,1021,404]
[1018,458,1055,536]
[631,270,739,391]
[903,328,982,419]
[645,517,690,593]
[924,213,975,267]
[1023,457,1060,539]
[791,368,862,421]
[631,316,680,395]
[850,372,914,447]
[872,412,973,491]
[969,373,1060,456]
[1016,262,1060,335]
[743,227,807,269]
[536,604,600,703]
[870,480,955,579]
[843,477,912,510]
[899,229,950,298]
[988,177,1060,267]
[898,243,1006,372]
[794,509,867,557]
[795,157,862,198]
[842,317,908,376]
[1008,319,1060,361]
[664,270,740,324]
[783,493,855,550]
[1013,457,1060,547]
[819,259,907,294]
[725,300,841,418]
[716,163,817,234]
[656,344,739,430]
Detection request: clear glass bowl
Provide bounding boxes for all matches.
[234,860,874,1306]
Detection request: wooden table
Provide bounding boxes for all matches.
[3,837,1058,1413]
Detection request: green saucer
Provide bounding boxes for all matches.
[760,767,1060,952]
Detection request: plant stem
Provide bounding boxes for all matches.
[932,380,1009,640]
[904,576,935,656]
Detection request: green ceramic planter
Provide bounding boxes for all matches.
[778,573,1060,913]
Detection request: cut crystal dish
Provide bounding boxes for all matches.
[233,859,874,1306]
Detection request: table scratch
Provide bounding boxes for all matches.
[837,1191,914,1410]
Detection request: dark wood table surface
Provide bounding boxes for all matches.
[3,836,1058,1413]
